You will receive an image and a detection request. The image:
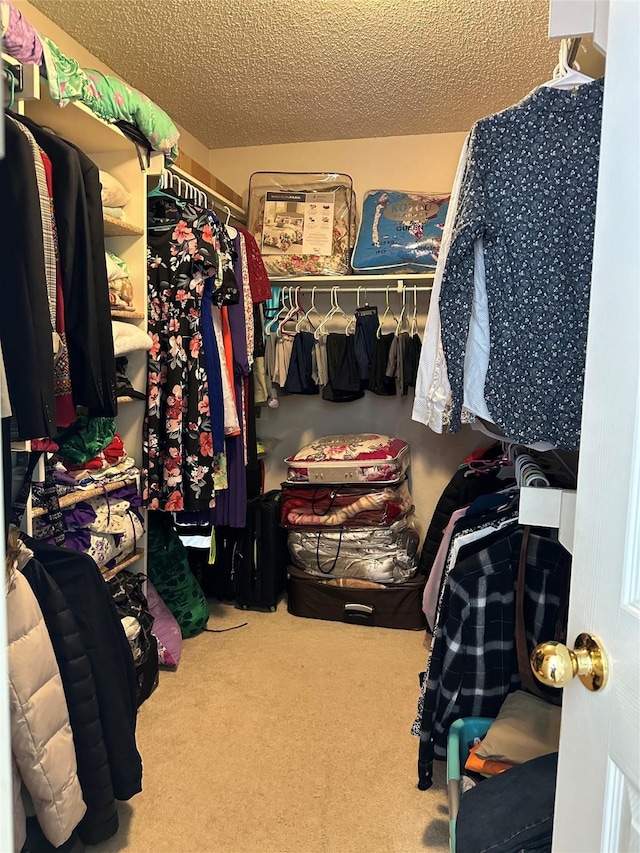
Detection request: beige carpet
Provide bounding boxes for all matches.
[91,602,449,853]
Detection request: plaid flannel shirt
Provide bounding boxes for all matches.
[414,525,571,790]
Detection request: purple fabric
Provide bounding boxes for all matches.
[146,580,182,668]
[60,528,92,552]
[210,375,247,527]
[107,485,142,508]
[63,501,97,528]
[229,238,250,376]
[1,2,43,65]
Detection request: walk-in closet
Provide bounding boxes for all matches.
[1,2,638,852]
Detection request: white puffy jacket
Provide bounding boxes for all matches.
[7,568,86,852]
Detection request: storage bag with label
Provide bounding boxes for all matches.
[247,172,356,277]
[351,189,450,273]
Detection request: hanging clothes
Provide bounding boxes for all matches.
[413,523,571,790]
[284,331,319,395]
[322,333,364,403]
[369,332,396,396]
[237,225,272,304]
[39,149,76,426]
[7,110,118,420]
[7,567,86,852]
[413,80,604,449]
[146,204,232,512]
[0,119,56,439]
[25,535,143,801]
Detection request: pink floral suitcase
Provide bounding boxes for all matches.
[284,434,410,485]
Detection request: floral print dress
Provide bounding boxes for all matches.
[144,205,235,512]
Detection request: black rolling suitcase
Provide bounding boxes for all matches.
[234,490,289,611]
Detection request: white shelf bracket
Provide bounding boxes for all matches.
[519,486,577,554]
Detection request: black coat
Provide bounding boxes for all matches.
[7,111,117,419]
[25,536,143,801]
[0,120,56,438]
[417,445,513,576]
[22,557,119,845]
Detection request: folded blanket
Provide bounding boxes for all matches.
[287,516,419,583]
[0,1,43,65]
[39,34,180,162]
[112,320,152,356]
[100,171,130,207]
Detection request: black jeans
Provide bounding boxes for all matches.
[456,752,558,853]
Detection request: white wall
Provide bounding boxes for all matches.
[210,132,486,538]
[210,131,467,203]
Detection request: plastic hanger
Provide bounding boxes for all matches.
[356,285,369,309]
[543,38,593,90]
[148,169,177,201]
[3,68,16,110]
[297,286,321,332]
[277,286,304,337]
[394,287,407,337]
[265,287,291,336]
[409,284,419,337]
[315,287,340,340]
[329,287,355,335]
[376,286,397,339]
[223,205,238,240]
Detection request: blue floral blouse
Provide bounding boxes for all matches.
[439,78,604,449]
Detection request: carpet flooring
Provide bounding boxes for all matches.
[91,602,449,853]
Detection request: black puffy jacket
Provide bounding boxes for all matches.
[22,557,119,845]
[24,537,142,802]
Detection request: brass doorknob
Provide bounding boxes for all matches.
[530,632,608,692]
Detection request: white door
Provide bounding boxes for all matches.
[552,1,640,850]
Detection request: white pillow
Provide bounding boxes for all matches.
[112,321,151,357]
[100,171,130,208]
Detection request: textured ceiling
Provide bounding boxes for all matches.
[29,0,559,150]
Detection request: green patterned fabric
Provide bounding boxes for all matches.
[147,512,209,638]
[54,415,116,464]
[39,34,179,162]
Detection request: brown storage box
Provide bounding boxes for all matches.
[287,566,426,630]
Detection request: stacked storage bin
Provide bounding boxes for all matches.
[281,434,426,629]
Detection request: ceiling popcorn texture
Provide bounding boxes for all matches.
[29,0,558,150]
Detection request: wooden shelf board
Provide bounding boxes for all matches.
[103,215,144,237]
[32,476,138,517]
[25,87,132,154]
[101,549,144,581]
[111,310,145,320]
[117,395,145,404]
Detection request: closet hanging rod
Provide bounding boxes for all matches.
[167,164,246,222]
[566,37,582,68]
[273,285,433,294]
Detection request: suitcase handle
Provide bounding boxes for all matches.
[343,602,375,626]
